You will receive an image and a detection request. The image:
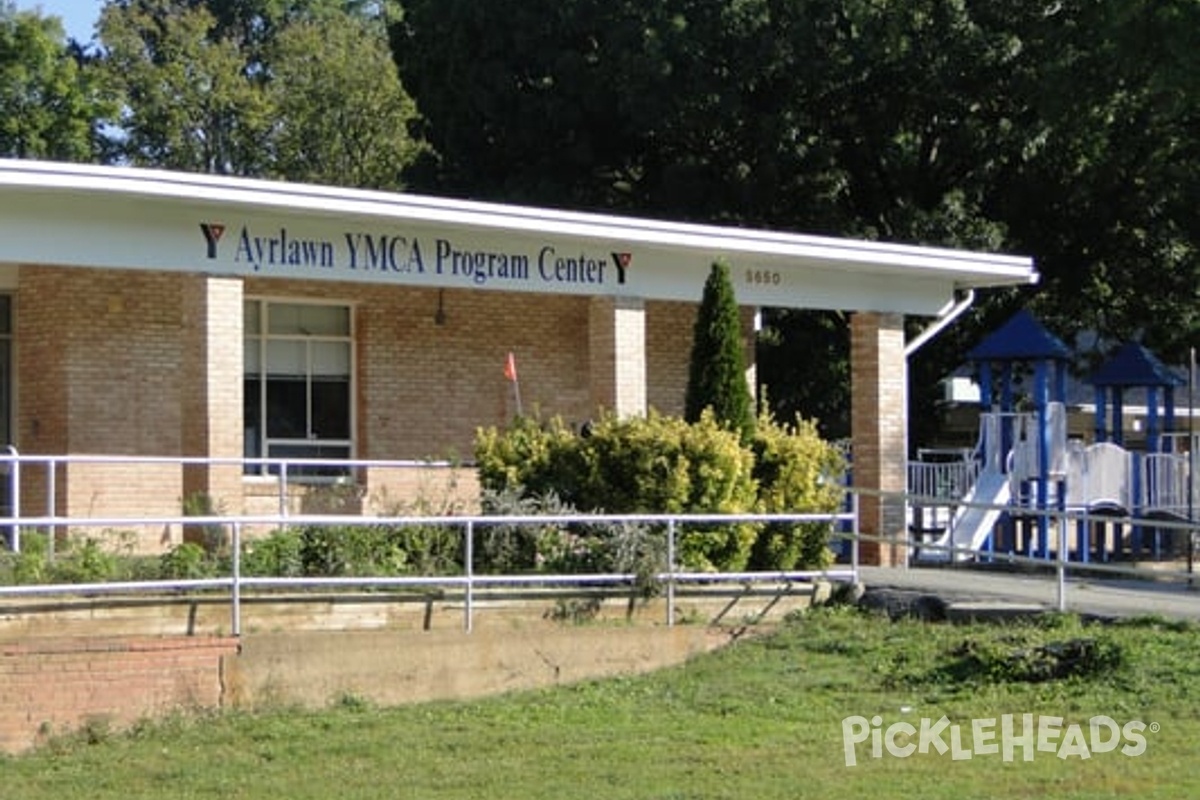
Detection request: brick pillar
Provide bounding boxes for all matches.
[589,296,647,417]
[850,312,907,567]
[180,276,244,525]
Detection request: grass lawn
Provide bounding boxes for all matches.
[4,607,1199,798]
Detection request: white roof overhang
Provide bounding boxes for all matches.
[0,159,1037,315]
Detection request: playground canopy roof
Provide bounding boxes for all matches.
[0,159,1037,316]
[967,309,1071,362]
[1091,341,1186,388]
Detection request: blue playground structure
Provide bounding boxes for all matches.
[910,310,1197,563]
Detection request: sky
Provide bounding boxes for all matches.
[14,0,103,43]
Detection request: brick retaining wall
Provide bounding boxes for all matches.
[0,636,239,754]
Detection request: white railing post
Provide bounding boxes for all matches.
[5,445,19,554]
[231,522,242,637]
[464,520,474,633]
[46,456,58,559]
[278,461,288,520]
[851,492,860,584]
[1055,507,1067,613]
[666,519,676,626]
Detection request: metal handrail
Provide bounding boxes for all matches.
[0,509,859,636]
[0,448,468,554]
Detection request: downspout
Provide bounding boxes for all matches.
[900,288,975,568]
[905,288,975,358]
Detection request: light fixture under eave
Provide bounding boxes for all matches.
[434,288,447,325]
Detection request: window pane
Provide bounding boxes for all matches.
[244,338,260,374]
[267,443,352,478]
[304,305,350,336]
[244,300,261,335]
[266,340,306,377]
[248,300,353,465]
[311,378,350,439]
[268,303,349,336]
[311,341,350,377]
[266,377,308,438]
[243,377,263,472]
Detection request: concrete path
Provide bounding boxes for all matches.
[858,565,1200,621]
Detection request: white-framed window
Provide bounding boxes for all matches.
[244,299,353,477]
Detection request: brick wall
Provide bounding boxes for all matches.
[645,301,758,417]
[180,276,245,518]
[0,636,239,754]
[247,280,597,458]
[17,267,186,544]
[646,300,693,416]
[850,312,907,566]
[12,267,760,550]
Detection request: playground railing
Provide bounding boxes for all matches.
[895,498,1198,614]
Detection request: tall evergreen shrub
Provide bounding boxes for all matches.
[685,260,755,442]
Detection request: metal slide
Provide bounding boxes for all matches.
[918,466,1011,562]
[944,467,1011,561]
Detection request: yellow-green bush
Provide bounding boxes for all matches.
[476,408,843,572]
[750,410,847,569]
[575,411,758,571]
[475,413,582,500]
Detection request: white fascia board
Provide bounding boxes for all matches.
[0,159,1038,307]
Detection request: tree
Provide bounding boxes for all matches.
[988,0,1200,364]
[685,261,754,442]
[264,13,424,189]
[98,0,269,174]
[96,0,425,186]
[757,309,850,441]
[393,0,1199,444]
[0,3,110,161]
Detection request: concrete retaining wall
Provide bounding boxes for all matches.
[0,583,817,755]
[224,625,731,711]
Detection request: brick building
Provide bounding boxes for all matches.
[0,160,1037,564]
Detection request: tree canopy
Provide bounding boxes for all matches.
[0,2,110,161]
[392,0,1198,438]
[95,0,424,186]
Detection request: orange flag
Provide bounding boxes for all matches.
[504,351,518,382]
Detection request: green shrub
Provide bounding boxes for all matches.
[49,536,120,584]
[475,413,582,500]
[477,410,760,572]
[0,530,51,584]
[159,542,214,580]
[476,487,576,573]
[240,528,305,577]
[297,523,410,577]
[571,410,758,571]
[749,410,847,570]
[476,406,848,573]
[684,260,755,442]
[371,489,463,575]
[391,522,462,575]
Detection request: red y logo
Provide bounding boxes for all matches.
[200,223,226,259]
[611,252,632,284]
